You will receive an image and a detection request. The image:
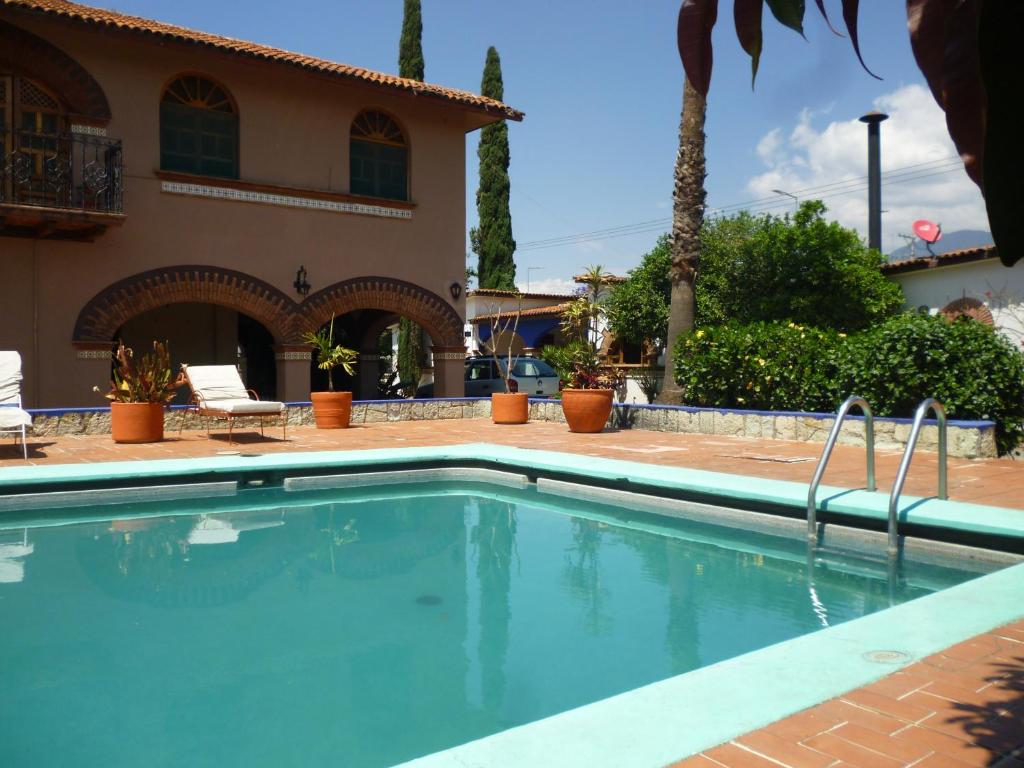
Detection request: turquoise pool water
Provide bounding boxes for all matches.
[0,481,999,767]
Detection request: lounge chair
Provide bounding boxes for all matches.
[180,364,286,443]
[0,352,33,459]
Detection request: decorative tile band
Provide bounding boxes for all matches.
[432,352,466,361]
[71,124,107,137]
[161,181,414,220]
[275,351,312,361]
[76,349,111,359]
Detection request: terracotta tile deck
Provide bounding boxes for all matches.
[2,419,1023,765]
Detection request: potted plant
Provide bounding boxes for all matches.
[559,265,617,433]
[304,314,358,428]
[99,340,176,443]
[480,294,528,424]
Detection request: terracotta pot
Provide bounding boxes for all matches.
[110,402,165,443]
[491,392,529,424]
[561,388,614,433]
[311,391,353,429]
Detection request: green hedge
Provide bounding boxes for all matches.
[674,313,1024,454]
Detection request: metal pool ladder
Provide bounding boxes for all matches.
[807,395,876,543]
[887,398,948,556]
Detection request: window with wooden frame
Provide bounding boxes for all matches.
[349,110,408,201]
[606,339,645,366]
[160,74,238,179]
[1,75,69,202]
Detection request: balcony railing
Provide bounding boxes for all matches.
[0,127,124,215]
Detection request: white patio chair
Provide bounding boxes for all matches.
[0,352,33,460]
[180,364,286,444]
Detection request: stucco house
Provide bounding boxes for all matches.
[0,0,522,407]
[883,246,1024,350]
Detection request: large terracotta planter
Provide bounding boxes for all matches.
[561,388,614,433]
[311,391,353,429]
[491,392,529,424]
[110,402,165,444]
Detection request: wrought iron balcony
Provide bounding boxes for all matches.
[0,127,125,239]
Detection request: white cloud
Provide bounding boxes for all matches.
[744,84,988,252]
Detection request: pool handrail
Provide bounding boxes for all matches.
[807,395,875,542]
[887,398,948,556]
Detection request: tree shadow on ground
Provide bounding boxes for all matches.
[946,654,1024,765]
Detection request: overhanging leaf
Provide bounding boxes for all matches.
[677,0,720,96]
[813,0,842,35]
[734,0,764,88]
[765,0,805,37]
[840,0,881,79]
[979,0,1023,267]
[941,0,984,187]
[907,0,956,107]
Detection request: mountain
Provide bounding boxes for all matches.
[887,230,993,262]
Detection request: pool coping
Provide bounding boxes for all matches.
[2,444,1023,767]
[2,443,1022,542]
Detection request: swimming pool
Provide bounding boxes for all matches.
[1,467,1017,768]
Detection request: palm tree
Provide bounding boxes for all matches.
[657,78,706,404]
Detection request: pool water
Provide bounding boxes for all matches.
[0,481,998,767]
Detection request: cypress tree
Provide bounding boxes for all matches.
[398,0,425,81]
[398,0,425,387]
[471,47,516,291]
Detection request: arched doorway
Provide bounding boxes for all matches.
[116,304,277,403]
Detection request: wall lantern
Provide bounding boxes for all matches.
[293,265,311,297]
[449,282,463,301]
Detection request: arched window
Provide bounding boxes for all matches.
[349,110,408,201]
[160,74,238,179]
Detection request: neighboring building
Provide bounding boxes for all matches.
[467,288,575,356]
[883,246,1024,350]
[0,0,522,407]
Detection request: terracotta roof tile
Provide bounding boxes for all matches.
[470,288,576,300]
[882,245,998,274]
[2,0,523,122]
[471,303,568,323]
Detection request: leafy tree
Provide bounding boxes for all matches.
[397,317,423,388]
[696,201,904,331]
[397,0,425,386]
[605,235,672,346]
[471,47,516,290]
[398,0,424,81]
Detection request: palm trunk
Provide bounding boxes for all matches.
[657,77,707,404]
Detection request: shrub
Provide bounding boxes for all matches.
[674,314,1024,453]
[696,201,904,331]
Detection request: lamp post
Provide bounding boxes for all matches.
[772,188,799,211]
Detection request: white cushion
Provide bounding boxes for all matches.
[0,406,32,430]
[199,398,284,415]
[0,351,24,406]
[184,365,250,402]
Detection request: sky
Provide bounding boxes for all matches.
[106,0,989,295]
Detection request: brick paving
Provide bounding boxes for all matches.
[669,620,1024,768]
[2,418,1023,765]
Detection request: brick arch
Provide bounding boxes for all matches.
[0,20,111,124]
[73,266,298,344]
[300,277,464,347]
[940,297,994,325]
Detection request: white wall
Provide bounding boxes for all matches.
[891,260,1024,350]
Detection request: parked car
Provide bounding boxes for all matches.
[416,356,560,398]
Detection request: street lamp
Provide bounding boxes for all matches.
[772,189,799,211]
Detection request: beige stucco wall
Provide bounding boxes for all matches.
[0,12,479,406]
[891,260,1024,350]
